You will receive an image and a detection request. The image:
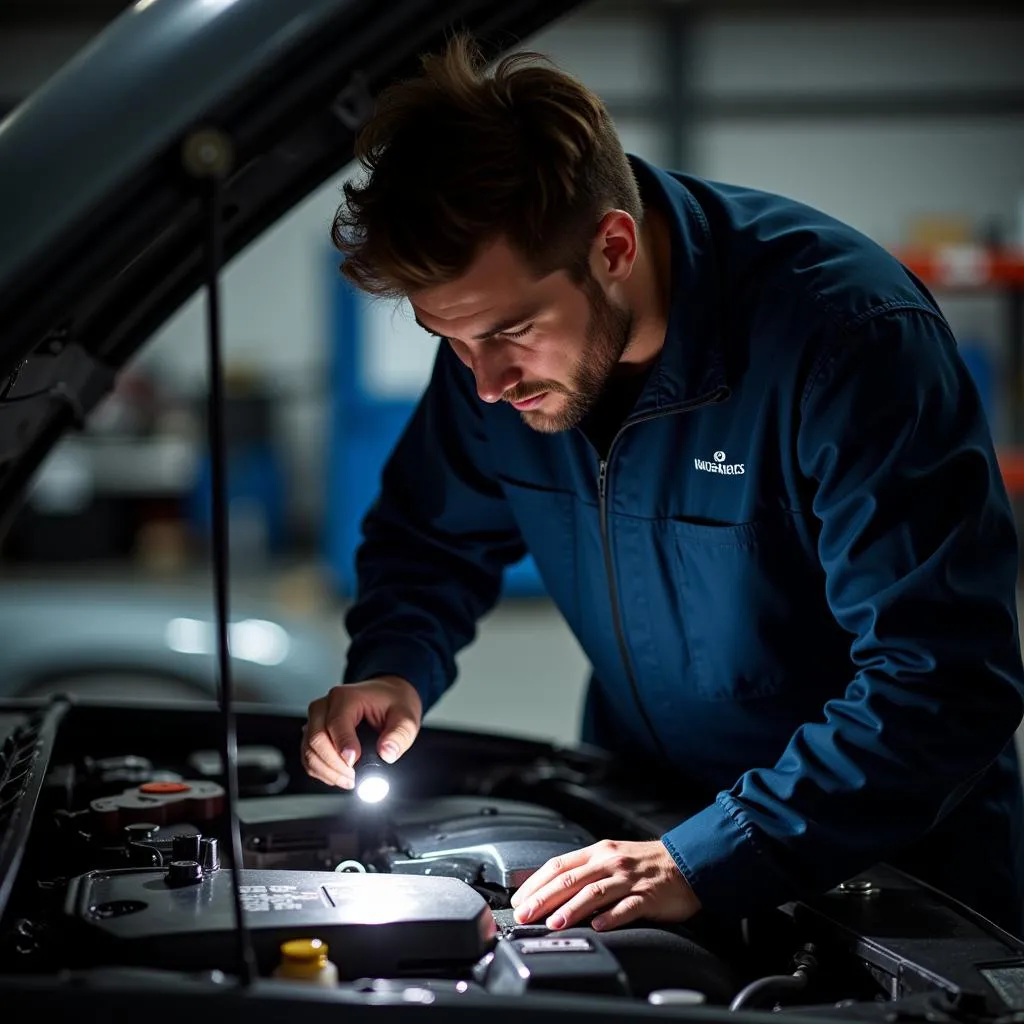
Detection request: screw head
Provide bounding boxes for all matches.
[181,128,235,180]
[838,878,880,898]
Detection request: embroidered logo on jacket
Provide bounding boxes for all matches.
[695,450,745,475]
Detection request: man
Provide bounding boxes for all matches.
[303,34,1024,935]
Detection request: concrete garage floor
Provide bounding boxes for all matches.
[433,598,590,744]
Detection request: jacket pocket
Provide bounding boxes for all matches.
[496,475,580,626]
[671,513,842,701]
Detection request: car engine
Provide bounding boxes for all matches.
[4,697,1024,1023]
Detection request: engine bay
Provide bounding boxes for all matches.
[4,697,1024,1022]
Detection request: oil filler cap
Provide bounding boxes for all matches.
[200,836,220,872]
[167,860,202,887]
[141,782,192,795]
[172,832,202,862]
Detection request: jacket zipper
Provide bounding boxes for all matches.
[596,385,730,761]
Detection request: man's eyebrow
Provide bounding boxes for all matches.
[412,313,445,338]
[412,310,537,341]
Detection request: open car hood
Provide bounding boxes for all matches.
[0,0,582,521]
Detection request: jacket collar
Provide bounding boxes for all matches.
[626,156,729,415]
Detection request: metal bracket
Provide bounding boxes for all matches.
[0,343,116,459]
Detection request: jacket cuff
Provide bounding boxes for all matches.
[342,637,445,711]
[661,794,790,919]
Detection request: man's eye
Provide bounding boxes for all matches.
[503,324,533,340]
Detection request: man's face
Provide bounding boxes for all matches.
[410,237,634,433]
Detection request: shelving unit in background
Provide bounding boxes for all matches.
[894,246,1024,493]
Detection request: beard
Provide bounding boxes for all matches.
[505,274,634,434]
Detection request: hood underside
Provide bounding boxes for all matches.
[0,0,583,524]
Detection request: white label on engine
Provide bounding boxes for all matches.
[238,885,323,912]
[518,938,594,954]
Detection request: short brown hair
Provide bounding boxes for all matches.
[332,33,643,297]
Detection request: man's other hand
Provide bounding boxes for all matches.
[510,839,701,932]
[301,676,422,789]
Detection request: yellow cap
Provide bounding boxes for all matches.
[280,938,328,964]
[273,937,338,986]
[274,938,333,982]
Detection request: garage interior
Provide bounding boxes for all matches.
[1,0,1022,747]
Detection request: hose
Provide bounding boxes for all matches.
[730,944,818,1011]
[729,970,809,1011]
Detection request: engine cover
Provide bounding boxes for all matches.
[235,793,594,889]
[384,796,595,889]
[65,868,496,978]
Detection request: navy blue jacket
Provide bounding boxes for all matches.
[344,157,1024,933]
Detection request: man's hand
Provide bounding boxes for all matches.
[510,839,701,932]
[302,676,422,790]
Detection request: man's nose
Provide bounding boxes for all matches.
[472,351,521,404]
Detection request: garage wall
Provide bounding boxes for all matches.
[687,10,1024,438]
[690,13,1024,247]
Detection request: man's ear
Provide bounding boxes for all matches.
[591,209,639,284]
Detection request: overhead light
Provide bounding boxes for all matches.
[165,618,290,666]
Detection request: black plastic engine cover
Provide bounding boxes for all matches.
[65,868,496,977]
[479,934,630,997]
[384,796,594,889]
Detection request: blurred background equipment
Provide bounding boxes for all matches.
[0,0,1021,745]
[187,363,288,568]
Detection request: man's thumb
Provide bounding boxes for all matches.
[378,706,420,764]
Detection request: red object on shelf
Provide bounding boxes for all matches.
[998,450,1024,495]
[894,247,1024,289]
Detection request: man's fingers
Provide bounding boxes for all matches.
[301,677,421,786]
[592,894,647,932]
[301,733,351,788]
[305,696,345,769]
[305,696,327,737]
[324,686,362,767]
[302,697,350,781]
[305,733,354,786]
[511,857,610,924]
[544,877,632,931]
[378,704,420,763]
[510,847,594,911]
[305,722,352,782]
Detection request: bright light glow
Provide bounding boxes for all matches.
[401,988,435,1005]
[356,775,390,804]
[166,617,207,656]
[165,618,291,666]
[332,886,413,924]
[230,619,290,666]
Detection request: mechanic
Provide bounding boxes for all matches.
[303,35,1024,936]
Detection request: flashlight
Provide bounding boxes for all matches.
[354,722,390,804]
